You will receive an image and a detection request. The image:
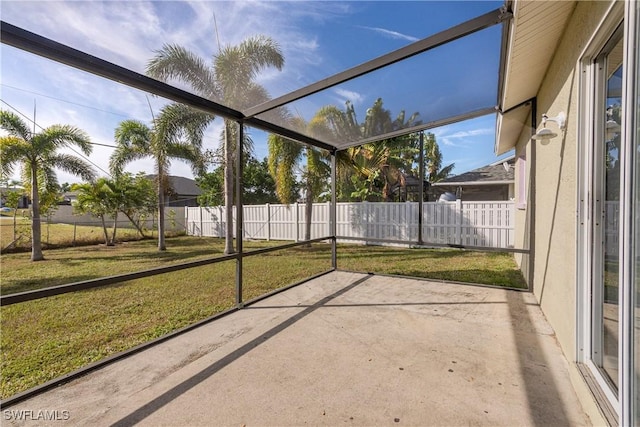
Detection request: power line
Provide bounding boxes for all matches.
[1,83,130,118]
[0,99,113,177]
[0,98,117,148]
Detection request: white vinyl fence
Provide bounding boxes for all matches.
[47,206,187,233]
[186,201,515,249]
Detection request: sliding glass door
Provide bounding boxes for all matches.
[591,25,624,393]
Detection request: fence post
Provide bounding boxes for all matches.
[266,203,271,241]
[295,202,299,242]
[195,207,200,237]
[218,206,223,238]
[456,199,462,245]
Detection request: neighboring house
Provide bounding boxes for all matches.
[145,175,202,207]
[0,185,29,208]
[59,192,77,205]
[430,156,515,201]
[390,174,430,202]
[496,1,638,424]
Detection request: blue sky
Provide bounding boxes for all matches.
[0,0,512,185]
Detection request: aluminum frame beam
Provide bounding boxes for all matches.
[0,22,242,120]
[340,106,498,150]
[0,21,332,153]
[235,121,244,306]
[244,7,512,119]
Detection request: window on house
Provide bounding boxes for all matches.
[516,154,526,209]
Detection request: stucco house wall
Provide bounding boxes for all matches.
[513,122,532,285]
[510,2,620,424]
[518,0,611,363]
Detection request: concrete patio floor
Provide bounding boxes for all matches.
[6,271,591,426]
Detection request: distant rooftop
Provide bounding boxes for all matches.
[145,175,202,196]
[433,155,514,186]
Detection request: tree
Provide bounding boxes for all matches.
[72,178,115,245]
[0,110,95,260]
[313,98,421,201]
[110,103,211,251]
[3,188,24,243]
[197,156,282,206]
[268,117,330,242]
[146,36,284,254]
[196,167,224,207]
[115,173,156,238]
[423,132,454,183]
[243,156,281,204]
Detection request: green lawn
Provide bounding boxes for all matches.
[1,219,148,253]
[0,235,525,399]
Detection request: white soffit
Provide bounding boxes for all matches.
[496,103,531,155]
[496,0,576,154]
[502,0,577,110]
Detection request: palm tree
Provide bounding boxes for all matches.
[314,99,421,201]
[0,110,95,261]
[110,103,211,251]
[423,132,455,183]
[146,36,284,254]
[267,116,329,242]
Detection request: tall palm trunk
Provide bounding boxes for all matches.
[29,166,44,261]
[110,212,118,246]
[304,179,313,246]
[157,168,166,251]
[100,215,110,245]
[12,206,18,242]
[224,122,234,254]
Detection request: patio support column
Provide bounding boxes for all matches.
[331,150,337,269]
[418,131,424,245]
[528,99,537,291]
[235,121,244,307]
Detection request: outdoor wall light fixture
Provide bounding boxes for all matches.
[532,112,566,143]
[605,107,621,140]
[606,119,621,140]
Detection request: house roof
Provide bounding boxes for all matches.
[146,175,202,196]
[432,156,514,186]
[495,1,577,155]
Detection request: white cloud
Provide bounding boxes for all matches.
[4,1,441,182]
[445,128,494,139]
[333,88,364,105]
[433,126,494,147]
[359,26,419,42]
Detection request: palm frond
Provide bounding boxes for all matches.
[35,163,58,194]
[0,136,31,177]
[114,120,151,149]
[154,103,213,151]
[47,153,97,182]
[36,124,93,155]
[215,36,283,85]
[267,133,302,204]
[164,143,206,176]
[0,110,32,140]
[109,145,148,176]
[214,36,284,107]
[430,163,455,183]
[147,44,219,100]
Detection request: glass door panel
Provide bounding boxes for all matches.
[634,2,640,423]
[592,28,623,391]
